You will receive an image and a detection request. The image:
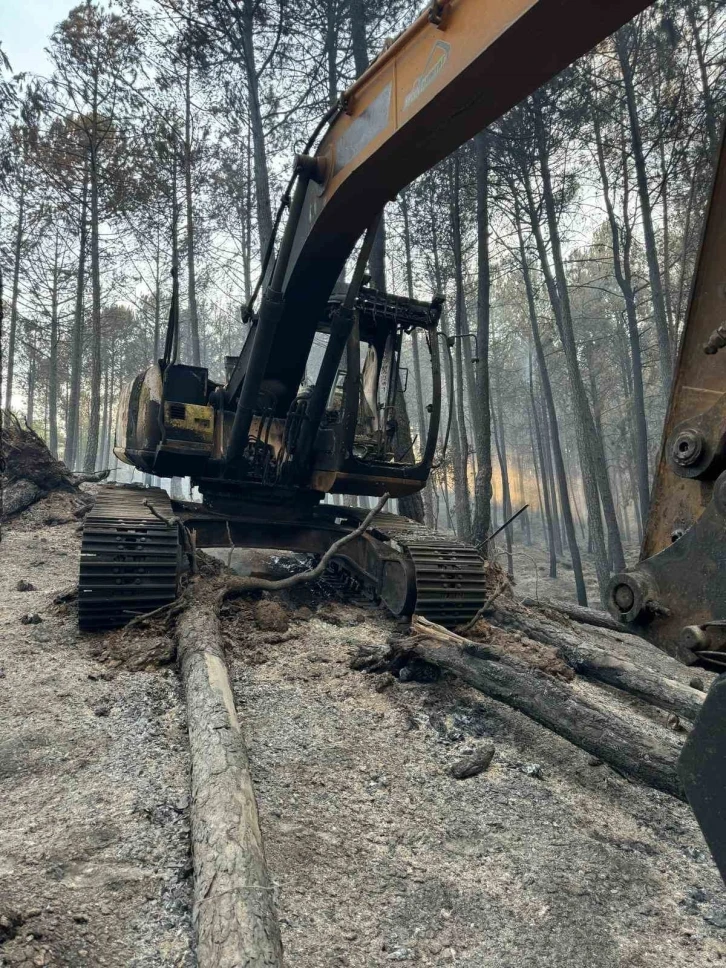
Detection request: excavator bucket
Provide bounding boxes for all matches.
[678,675,726,884]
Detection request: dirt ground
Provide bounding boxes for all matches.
[0,492,194,968]
[1,492,725,966]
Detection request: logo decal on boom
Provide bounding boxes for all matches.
[403,40,450,112]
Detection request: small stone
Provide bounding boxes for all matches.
[523,763,543,779]
[387,948,414,961]
[689,677,706,692]
[296,606,313,621]
[71,913,88,924]
[174,795,189,812]
[451,741,495,780]
[588,756,603,767]
[375,673,396,693]
[20,613,42,625]
[254,600,289,633]
[16,580,36,592]
[705,909,726,929]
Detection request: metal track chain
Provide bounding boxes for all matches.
[347,509,489,627]
[79,486,181,631]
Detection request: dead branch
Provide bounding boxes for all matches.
[217,493,390,603]
[457,578,509,634]
[521,596,625,632]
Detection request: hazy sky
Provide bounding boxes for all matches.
[1,0,75,78]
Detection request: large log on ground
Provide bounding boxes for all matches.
[487,599,713,698]
[177,605,283,968]
[477,602,704,721]
[521,596,625,632]
[549,636,704,722]
[402,629,685,799]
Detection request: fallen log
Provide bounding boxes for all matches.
[404,618,685,800]
[488,598,713,694]
[177,605,283,967]
[466,604,705,721]
[421,614,704,720]
[549,637,704,722]
[521,596,625,633]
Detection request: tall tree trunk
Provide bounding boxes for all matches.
[401,190,434,526]
[491,382,513,578]
[528,399,549,549]
[153,230,162,361]
[616,26,673,395]
[451,153,482,475]
[102,338,116,471]
[514,199,587,605]
[64,160,89,470]
[26,340,36,426]
[83,133,103,473]
[324,0,339,105]
[4,166,26,411]
[472,131,493,546]
[241,1,273,256]
[48,231,60,456]
[529,368,557,578]
[243,126,253,306]
[593,108,650,523]
[98,347,109,470]
[449,157,473,540]
[539,396,563,557]
[185,56,201,365]
[686,0,718,159]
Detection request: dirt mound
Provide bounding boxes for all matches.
[1,411,105,522]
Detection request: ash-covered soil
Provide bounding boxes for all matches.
[222,595,726,967]
[2,489,725,967]
[0,496,194,968]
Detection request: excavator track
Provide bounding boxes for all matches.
[79,486,181,631]
[78,488,487,632]
[343,509,489,627]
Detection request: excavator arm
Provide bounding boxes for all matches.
[225,0,652,456]
[607,133,726,666]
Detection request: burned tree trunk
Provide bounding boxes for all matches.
[397,625,685,799]
[176,604,283,967]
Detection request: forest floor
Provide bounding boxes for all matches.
[1,492,726,966]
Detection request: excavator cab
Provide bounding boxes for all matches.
[113,283,443,509]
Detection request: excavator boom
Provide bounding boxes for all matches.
[231,0,652,420]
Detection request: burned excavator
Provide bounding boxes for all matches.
[79,0,726,879]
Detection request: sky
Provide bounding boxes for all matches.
[1,0,78,78]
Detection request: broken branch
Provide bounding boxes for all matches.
[218,492,390,603]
